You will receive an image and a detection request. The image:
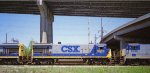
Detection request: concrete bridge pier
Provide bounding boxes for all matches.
[120,39,127,55]
[37,0,54,43]
[120,40,128,64]
[120,40,127,50]
[113,36,127,50]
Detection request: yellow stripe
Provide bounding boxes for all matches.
[32,56,108,59]
[0,56,18,58]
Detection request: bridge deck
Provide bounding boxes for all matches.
[0,1,150,18]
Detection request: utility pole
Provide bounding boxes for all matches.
[88,17,90,53]
[101,17,104,41]
[88,17,90,44]
[94,34,97,44]
[6,33,7,43]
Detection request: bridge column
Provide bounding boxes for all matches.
[114,35,127,50]
[37,0,54,43]
[114,35,127,64]
[120,39,127,64]
[120,40,127,50]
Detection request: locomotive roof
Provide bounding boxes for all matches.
[0,43,19,49]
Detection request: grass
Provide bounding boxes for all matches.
[24,41,33,57]
[0,66,149,73]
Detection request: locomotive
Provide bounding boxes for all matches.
[31,43,111,65]
[122,43,150,65]
[0,43,26,64]
[0,42,149,65]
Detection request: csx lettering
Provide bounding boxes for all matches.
[61,46,80,52]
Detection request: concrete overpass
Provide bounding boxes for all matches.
[0,0,150,43]
[101,13,150,51]
[0,0,150,17]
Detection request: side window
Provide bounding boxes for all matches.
[130,45,138,52]
[131,46,137,50]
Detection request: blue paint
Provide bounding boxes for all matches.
[132,54,136,56]
[33,53,49,56]
[0,53,18,56]
[127,44,140,50]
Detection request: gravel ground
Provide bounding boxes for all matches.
[0,65,149,68]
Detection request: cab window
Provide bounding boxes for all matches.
[96,47,104,53]
[99,47,103,50]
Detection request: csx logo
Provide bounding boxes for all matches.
[61,45,80,52]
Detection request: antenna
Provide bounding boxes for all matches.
[88,4,91,52]
[94,34,97,44]
[88,2,91,44]
[88,17,91,53]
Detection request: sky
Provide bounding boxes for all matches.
[0,13,135,46]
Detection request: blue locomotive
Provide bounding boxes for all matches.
[0,43,26,64]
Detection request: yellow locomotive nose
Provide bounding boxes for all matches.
[18,43,27,64]
[19,43,24,57]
